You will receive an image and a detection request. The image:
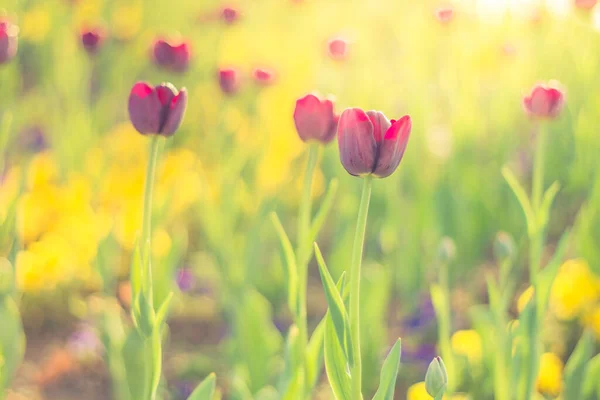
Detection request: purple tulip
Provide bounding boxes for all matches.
[128,82,187,136]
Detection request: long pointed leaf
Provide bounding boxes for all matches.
[188,373,216,400]
[372,339,402,400]
[502,167,536,235]
[309,178,339,242]
[314,243,353,366]
[563,330,594,400]
[271,212,298,314]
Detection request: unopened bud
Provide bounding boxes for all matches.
[425,356,448,398]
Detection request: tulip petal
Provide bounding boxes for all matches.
[128,82,163,134]
[161,89,188,136]
[373,115,411,178]
[366,110,391,143]
[337,108,377,176]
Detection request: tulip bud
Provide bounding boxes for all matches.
[438,237,456,263]
[435,7,454,24]
[175,268,195,292]
[253,67,275,86]
[425,356,448,398]
[0,19,19,65]
[523,82,565,119]
[218,68,240,95]
[293,94,338,144]
[327,37,348,61]
[494,231,516,262]
[152,38,191,73]
[337,108,411,178]
[575,0,597,10]
[128,82,187,136]
[221,6,239,24]
[80,27,105,55]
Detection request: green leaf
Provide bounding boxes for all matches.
[154,291,173,329]
[324,310,352,400]
[122,330,151,400]
[309,178,339,242]
[538,182,560,227]
[372,339,402,400]
[0,296,25,392]
[582,354,600,399]
[314,243,353,366]
[188,373,216,400]
[306,318,326,392]
[563,330,594,400]
[278,325,303,400]
[270,212,298,315]
[502,167,536,236]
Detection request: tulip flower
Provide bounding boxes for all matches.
[80,27,105,55]
[221,6,239,24]
[128,82,187,136]
[575,0,597,9]
[293,94,338,144]
[328,38,348,60]
[153,38,191,73]
[337,108,411,178]
[0,19,18,65]
[523,83,565,119]
[435,7,454,24]
[253,68,275,86]
[218,68,240,95]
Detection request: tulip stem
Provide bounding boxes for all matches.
[297,143,319,396]
[141,135,163,400]
[350,175,372,400]
[531,124,547,214]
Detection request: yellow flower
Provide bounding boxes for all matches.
[550,259,599,320]
[517,286,534,313]
[152,228,172,259]
[26,152,58,190]
[536,352,563,397]
[408,382,434,400]
[21,5,52,43]
[451,330,482,364]
[111,1,142,40]
[582,305,600,340]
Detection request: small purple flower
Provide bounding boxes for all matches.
[176,268,195,292]
[67,324,102,359]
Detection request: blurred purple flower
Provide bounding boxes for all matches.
[67,324,102,359]
[403,296,436,330]
[176,268,196,292]
[403,343,437,364]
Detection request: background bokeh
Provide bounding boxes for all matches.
[1,0,600,399]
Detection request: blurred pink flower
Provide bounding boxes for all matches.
[218,68,240,95]
[575,0,597,10]
[435,7,454,24]
[152,38,191,73]
[80,26,105,55]
[0,19,18,64]
[328,37,348,60]
[293,93,338,144]
[523,83,565,119]
[253,67,276,86]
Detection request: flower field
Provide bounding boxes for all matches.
[1,0,600,399]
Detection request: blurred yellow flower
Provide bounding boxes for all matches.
[408,382,435,400]
[451,330,482,364]
[550,259,600,320]
[26,152,58,190]
[517,286,534,313]
[111,1,142,40]
[582,305,600,340]
[21,5,52,43]
[152,228,172,259]
[536,352,563,397]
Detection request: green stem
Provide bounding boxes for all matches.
[532,124,546,216]
[149,328,163,400]
[523,124,548,400]
[349,176,372,400]
[437,260,455,394]
[141,136,162,306]
[296,143,319,396]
